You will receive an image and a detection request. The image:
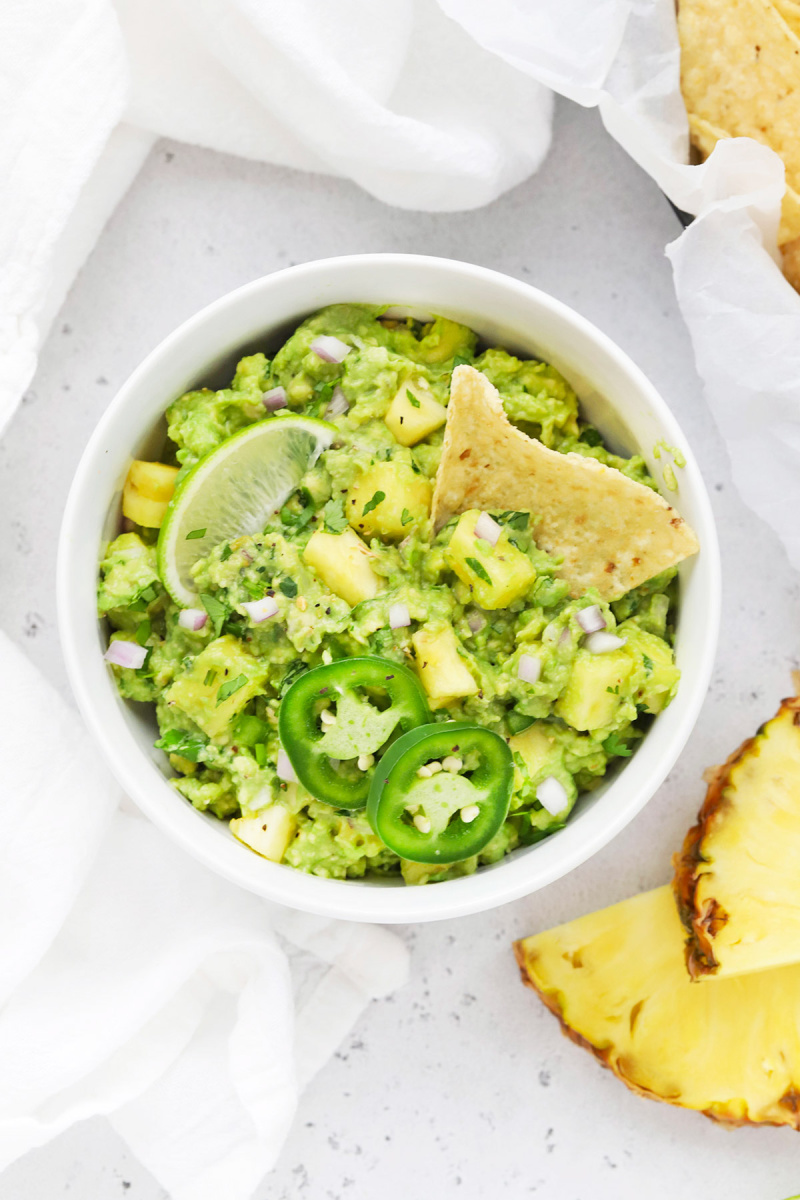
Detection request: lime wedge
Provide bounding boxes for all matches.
[157,415,335,606]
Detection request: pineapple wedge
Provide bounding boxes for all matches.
[674,696,800,980]
[515,886,800,1128]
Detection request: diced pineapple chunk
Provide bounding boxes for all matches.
[166,635,267,739]
[347,461,431,541]
[412,624,478,706]
[445,511,536,609]
[620,622,680,715]
[169,754,197,775]
[384,378,447,446]
[303,527,382,607]
[122,460,179,528]
[230,806,296,863]
[509,723,562,782]
[555,650,632,732]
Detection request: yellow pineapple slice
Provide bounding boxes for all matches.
[515,886,800,1128]
[673,696,800,980]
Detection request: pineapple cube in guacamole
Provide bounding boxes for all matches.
[166,635,267,739]
[384,378,447,447]
[412,623,478,707]
[303,526,382,607]
[509,723,563,785]
[620,622,680,715]
[122,460,179,529]
[556,649,632,732]
[445,511,536,610]
[230,806,296,863]
[347,461,431,541]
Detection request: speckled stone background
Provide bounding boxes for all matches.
[2,98,800,1200]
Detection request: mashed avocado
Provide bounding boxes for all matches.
[98,305,679,884]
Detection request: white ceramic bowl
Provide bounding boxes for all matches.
[58,254,720,923]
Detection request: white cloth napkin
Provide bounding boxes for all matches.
[0,632,409,1198]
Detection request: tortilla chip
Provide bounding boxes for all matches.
[431,367,699,601]
[679,0,800,196]
[773,0,800,40]
[688,114,800,246]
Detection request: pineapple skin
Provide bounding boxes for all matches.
[514,886,800,1129]
[673,696,800,981]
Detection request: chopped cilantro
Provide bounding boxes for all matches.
[186,528,206,540]
[322,497,349,533]
[216,674,248,706]
[200,592,231,637]
[135,647,153,678]
[453,354,471,369]
[134,619,151,646]
[362,490,386,517]
[243,579,266,600]
[502,511,529,531]
[579,427,603,447]
[603,732,633,758]
[606,685,620,695]
[204,669,217,687]
[154,729,208,763]
[406,389,421,409]
[465,557,492,586]
[642,654,654,674]
[400,508,413,526]
[279,577,298,598]
[220,544,232,562]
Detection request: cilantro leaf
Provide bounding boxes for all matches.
[204,669,217,687]
[406,389,421,409]
[200,592,231,637]
[216,674,248,706]
[279,577,298,598]
[400,508,413,526]
[642,654,654,674]
[186,528,206,540]
[134,619,151,646]
[322,497,349,533]
[453,354,471,369]
[503,511,529,531]
[154,729,208,762]
[220,544,232,562]
[362,490,386,517]
[603,732,633,758]
[465,557,493,586]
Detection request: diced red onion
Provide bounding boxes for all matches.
[325,385,349,418]
[389,602,411,629]
[262,386,287,411]
[179,608,207,632]
[104,640,147,670]
[474,512,502,546]
[537,775,568,815]
[559,627,572,645]
[576,605,605,634]
[467,609,486,634]
[585,631,627,654]
[277,748,297,783]
[517,654,542,685]
[311,335,351,363]
[242,595,280,623]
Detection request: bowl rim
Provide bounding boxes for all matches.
[57,252,721,923]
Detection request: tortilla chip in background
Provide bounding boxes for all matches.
[782,234,800,287]
[432,368,699,601]
[687,113,800,245]
[679,0,800,194]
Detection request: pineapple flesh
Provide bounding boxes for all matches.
[515,885,800,1128]
[674,697,800,980]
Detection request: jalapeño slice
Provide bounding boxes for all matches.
[278,656,430,809]
[367,722,513,864]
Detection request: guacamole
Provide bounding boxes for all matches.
[98,304,681,885]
